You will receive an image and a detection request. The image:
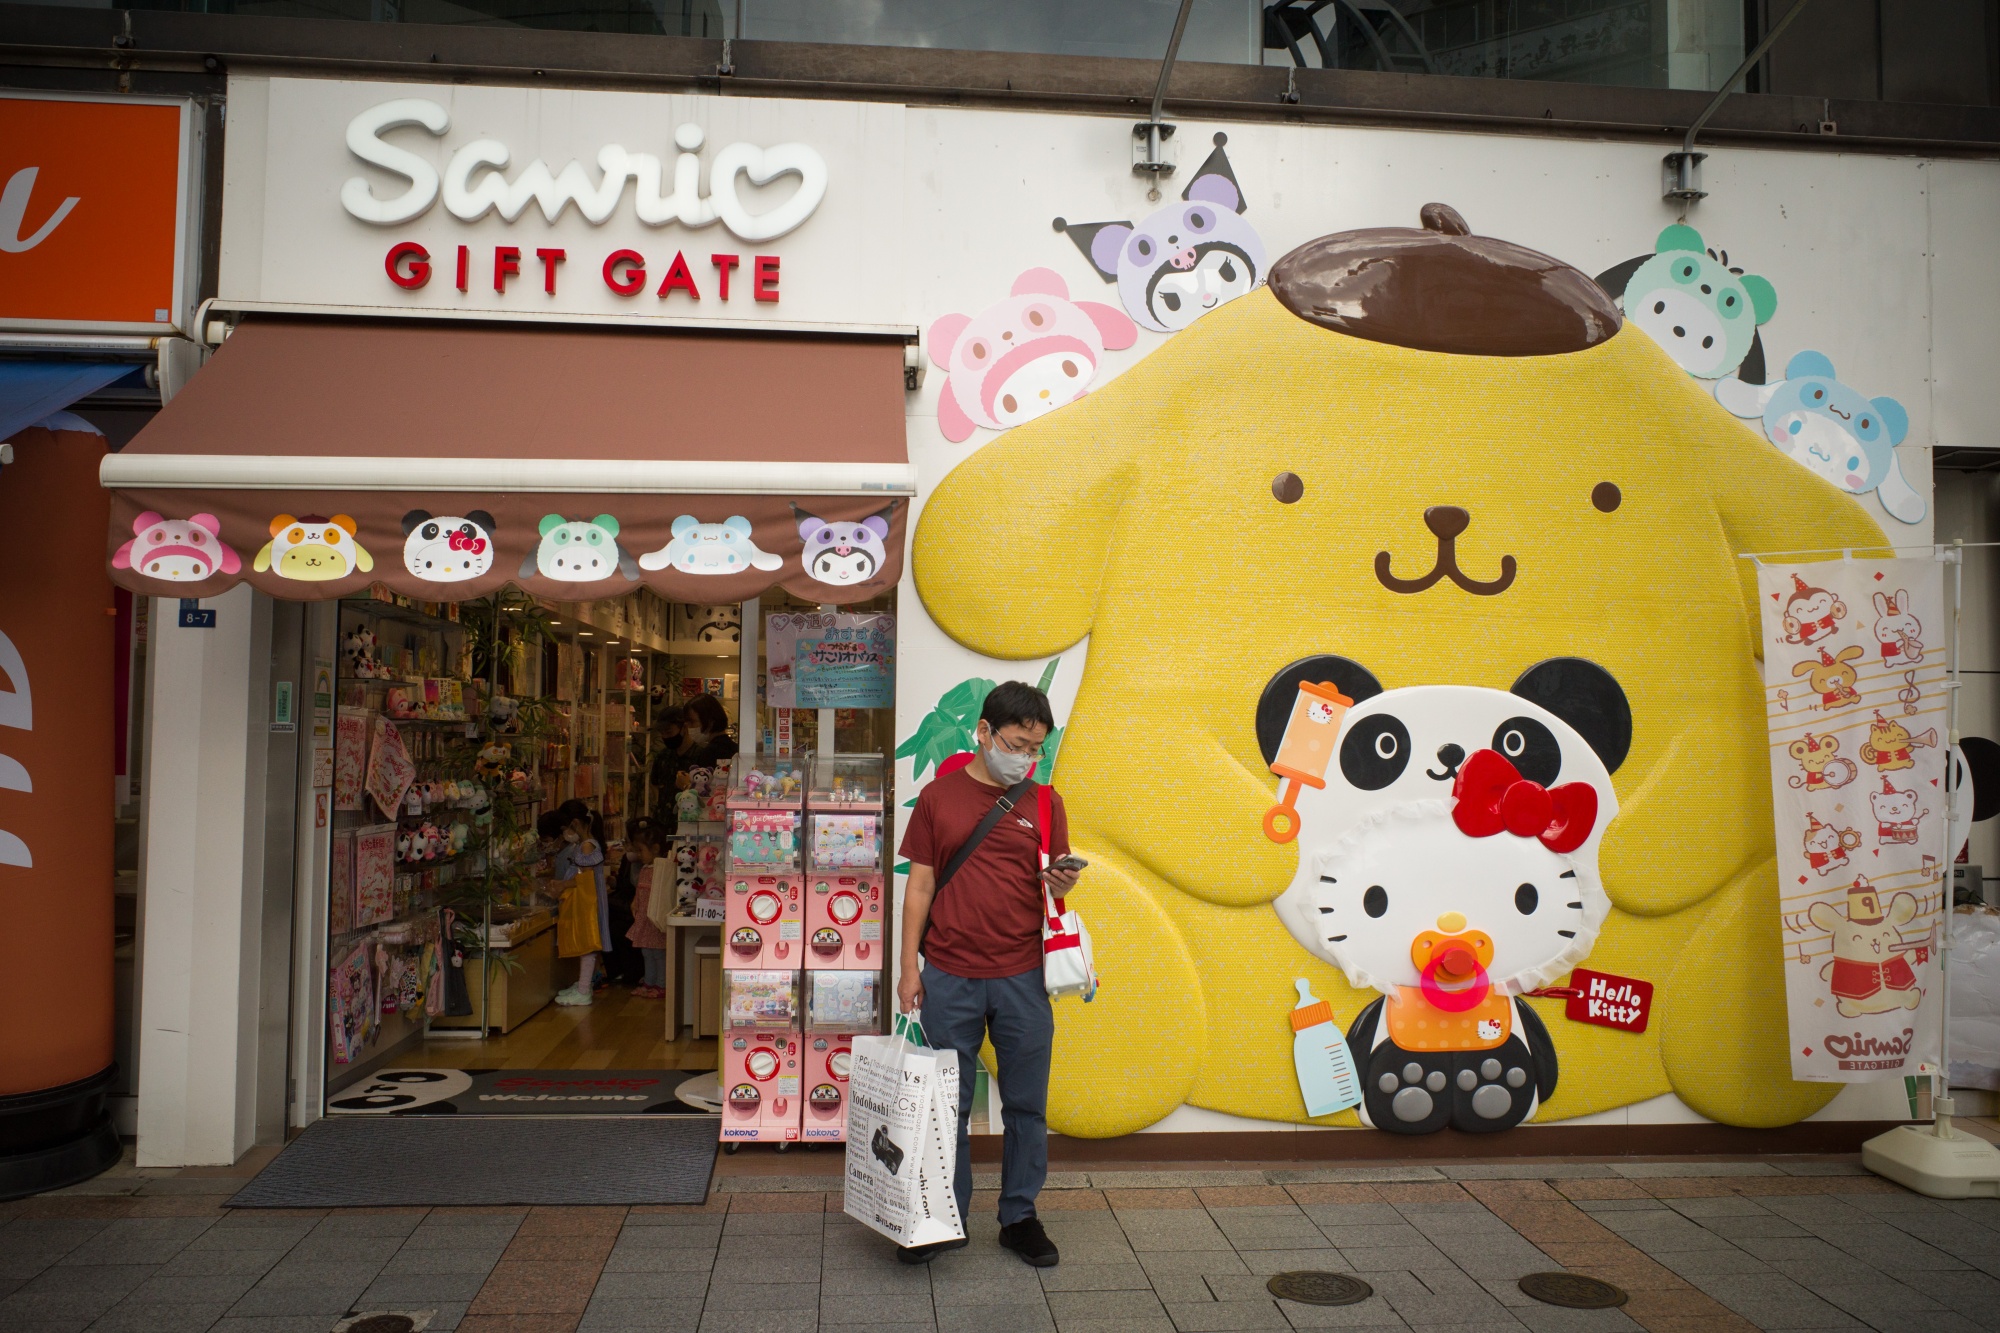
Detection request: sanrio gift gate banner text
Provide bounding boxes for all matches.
[1760,557,1947,1082]
[218,77,908,334]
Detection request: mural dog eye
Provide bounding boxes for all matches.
[1266,658,1626,1134]
[926,268,1137,444]
[1054,133,1267,334]
[1718,351,1922,525]
[401,509,496,583]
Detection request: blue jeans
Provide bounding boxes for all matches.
[920,963,1053,1227]
[641,947,666,989]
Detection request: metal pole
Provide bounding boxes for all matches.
[1136,0,1196,198]
[1663,0,1815,203]
[1936,542,1965,1138]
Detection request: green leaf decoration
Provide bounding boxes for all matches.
[895,675,994,780]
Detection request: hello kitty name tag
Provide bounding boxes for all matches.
[1549,968,1653,1033]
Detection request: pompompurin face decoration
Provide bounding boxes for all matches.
[524,514,639,583]
[401,509,496,582]
[1054,133,1268,334]
[1718,351,1923,525]
[639,515,783,575]
[925,268,1137,444]
[255,514,373,582]
[113,511,241,582]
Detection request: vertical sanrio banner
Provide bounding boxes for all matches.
[1760,556,1948,1081]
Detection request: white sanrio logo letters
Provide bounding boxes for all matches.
[0,167,79,254]
[342,101,829,242]
[0,630,29,867]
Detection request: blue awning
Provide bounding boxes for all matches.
[0,361,137,444]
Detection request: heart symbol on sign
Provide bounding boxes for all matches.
[709,142,830,242]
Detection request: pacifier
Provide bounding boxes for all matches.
[1411,917,1494,1012]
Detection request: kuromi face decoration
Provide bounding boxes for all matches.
[255,514,373,582]
[402,510,496,583]
[796,506,893,588]
[113,511,241,583]
[524,514,638,583]
[926,268,1137,444]
[1054,133,1267,334]
[639,516,783,575]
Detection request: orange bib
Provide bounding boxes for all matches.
[1385,986,1511,1052]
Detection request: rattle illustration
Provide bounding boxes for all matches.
[1262,680,1354,843]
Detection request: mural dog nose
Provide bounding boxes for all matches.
[1424,505,1470,540]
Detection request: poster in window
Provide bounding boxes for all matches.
[353,823,397,927]
[334,713,367,811]
[796,614,896,709]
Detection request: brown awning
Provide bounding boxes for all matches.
[101,317,913,604]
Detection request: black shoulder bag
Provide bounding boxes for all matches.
[918,776,1037,957]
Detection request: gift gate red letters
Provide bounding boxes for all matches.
[385,242,780,303]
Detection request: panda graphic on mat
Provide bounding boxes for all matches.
[1268,663,1623,1134]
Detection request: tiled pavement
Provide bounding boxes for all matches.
[5,1155,2000,1333]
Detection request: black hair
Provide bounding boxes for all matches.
[549,798,604,845]
[625,817,666,855]
[685,693,730,737]
[981,681,1056,734]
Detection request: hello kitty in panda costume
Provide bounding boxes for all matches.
[1271,675,1621,1135]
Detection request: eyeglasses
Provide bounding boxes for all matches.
[986,730,1044,756]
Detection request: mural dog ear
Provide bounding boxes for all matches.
[1256,655,1386,765]
[1510,658,1632,774]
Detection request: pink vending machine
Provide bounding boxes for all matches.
[725,761,804,968]
[802,970,879,1143]
[721,970,802,1145]
[805,755,886,970]
[725,870,802,968]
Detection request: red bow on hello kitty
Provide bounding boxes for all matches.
[1450,748,1597,854]
[449,529,487,555]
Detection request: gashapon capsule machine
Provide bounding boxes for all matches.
[805,754,887,969]
[802,971,878,1143]
[721,969,802,1147]
[725,760,805,968]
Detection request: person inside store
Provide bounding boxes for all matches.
[620,818,670,999]
[895,681,1079,1269]
[681,693,736,770]
[603,816,654,990]
[543,800,610,1007]
[647,708,691,827]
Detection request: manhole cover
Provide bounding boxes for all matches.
[1266,1271,1374,1306]
[341,1317,415,1333]
[1518,1272,1628,1309]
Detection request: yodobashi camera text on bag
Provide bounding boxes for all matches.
[1034,786,1098,1001]
[843,1012,964,1249]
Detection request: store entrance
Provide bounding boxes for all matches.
[322,588,742,1117]
[317,585,898,1124]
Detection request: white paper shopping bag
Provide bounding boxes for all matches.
[843,1012,964,1248]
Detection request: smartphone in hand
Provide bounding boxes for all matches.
[1046,854,1088,874]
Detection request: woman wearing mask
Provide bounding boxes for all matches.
[681,693,736,770]
[648,710,692,827]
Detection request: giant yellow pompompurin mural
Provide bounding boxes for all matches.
[911,204,1888,1137]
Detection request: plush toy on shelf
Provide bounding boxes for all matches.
[343,627,386,680]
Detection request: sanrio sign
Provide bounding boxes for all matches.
[218,77,909,334]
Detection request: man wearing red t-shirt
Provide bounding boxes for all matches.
[896,681,1078,1268]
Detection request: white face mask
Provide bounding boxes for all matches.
[983,735,1037,786]
[686,726,708,744]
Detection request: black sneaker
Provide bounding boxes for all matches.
[998,1216,1059,1267]
[897,1237,969,1265]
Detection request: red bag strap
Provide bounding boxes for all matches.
[1037,785,1068,924]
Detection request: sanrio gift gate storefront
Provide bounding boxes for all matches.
[99,66,2000,1168]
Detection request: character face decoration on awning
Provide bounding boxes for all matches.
[403,510,497,583]
[113,511,240,582]
[256,514,374,582]
[526,514,639,583]
[639,515,783,575]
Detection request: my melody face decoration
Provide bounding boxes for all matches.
[1271,684,1619,1135]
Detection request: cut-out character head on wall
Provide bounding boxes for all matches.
[912,202,1886,1139]
[926,268,1137,444]
[1596,225,1776,381]
[1717,351,1923,525]
[1054,133,1267,334]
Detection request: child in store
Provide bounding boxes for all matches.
[543,801,609,1006]
[621,819,670,999]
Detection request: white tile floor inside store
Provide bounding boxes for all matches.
[7,1146,2000,1333]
